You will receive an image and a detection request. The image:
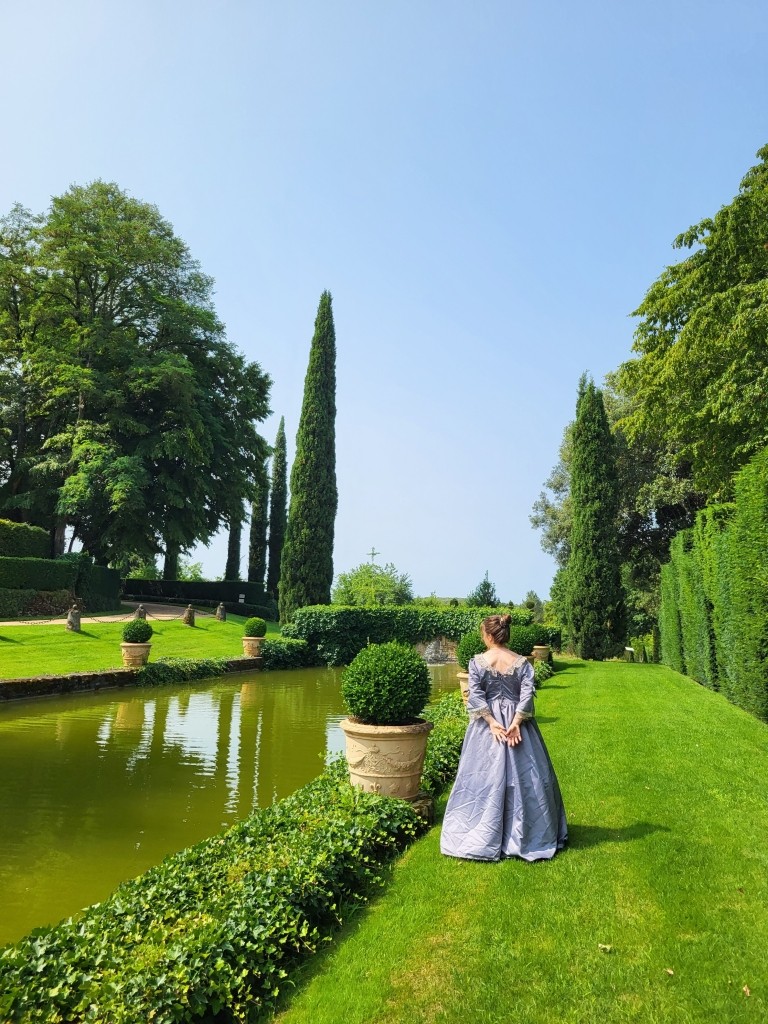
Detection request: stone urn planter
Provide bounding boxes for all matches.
[242,616,266,658]
[532,645,551,662]
[120,618,153,668]
[456,672,470,707]
[340,641,434,802]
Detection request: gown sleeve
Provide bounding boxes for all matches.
[516,658,535,720]
[466,656,490,721]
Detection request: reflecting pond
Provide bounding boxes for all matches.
[0,664,460,946]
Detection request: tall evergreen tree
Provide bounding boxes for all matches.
[279,292,337,622]
[566,376,626,659]
[248,461,269,586]
[225,505,243,580]
[265,416,288,600]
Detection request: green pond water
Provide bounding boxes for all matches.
[0,664,459,947]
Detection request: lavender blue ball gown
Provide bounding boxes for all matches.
[440,652,567,862]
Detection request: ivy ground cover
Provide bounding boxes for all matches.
[0,618,281,680]
[271,661,768,1024]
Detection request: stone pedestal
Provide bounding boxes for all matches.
[66,605,81,633]
[181,605,195,626]
[134,605,147,620]
[215,602,227,621]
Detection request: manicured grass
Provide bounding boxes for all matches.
[270,661,768,1024]
[0,617,282,679]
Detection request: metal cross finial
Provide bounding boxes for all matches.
[367,546,380,563]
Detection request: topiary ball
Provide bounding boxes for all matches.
[243,616,267,638]
[122,619,153,644]
[456,629,488,671]
[341,641,431,725]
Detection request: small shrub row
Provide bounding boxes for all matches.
[0,588,73,618]
[284,606,559,666]
[0,519,49,559]
[135,657,232,687]
[0,766,426,1023]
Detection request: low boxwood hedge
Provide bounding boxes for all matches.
[284,606,560,666]
[260,637,315,670]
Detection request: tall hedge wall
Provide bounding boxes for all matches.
[0,557,78,591]
[282,605,559,666]
[0,520,50,559]
[658,447,768,721]
[123,578,268,605]
[0,554,120,615]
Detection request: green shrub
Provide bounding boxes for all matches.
[0,557,78,591]
[286,606,536,667]
[121,619,153,643]
[0,520,49,559]
[0,588,73,618]
[59,554,121,612]
[136,657,230,687]
[421,691,467,795]
[243,616,267,637]
[260,638,315,670]
[0,769,424,1023]
[0,589,36,618]
[533,660,554,686]
[341,641,431,724]
[456,629,487,670]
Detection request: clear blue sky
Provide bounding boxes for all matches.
[2,1,766,599]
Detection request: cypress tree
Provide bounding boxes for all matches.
[265,416,288,600]
[225,504,243,580]
[279,292,337,622]
[566,376,626,659]
[248,461,269,587]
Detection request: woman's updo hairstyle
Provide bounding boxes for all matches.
[482,613,512,646]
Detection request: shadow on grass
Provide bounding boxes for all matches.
[0,634,22,644]
[535,715,559,724]
[567,821,670,850]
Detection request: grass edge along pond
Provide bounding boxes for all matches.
[270,660,768,1024]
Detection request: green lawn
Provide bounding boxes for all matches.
[0,616,281,679]
[270,661,768,1024]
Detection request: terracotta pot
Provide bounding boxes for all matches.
[457,671,470,706]
[532,645,551,662]
[242,636,264,657]
[120,642,152,668]
[339,718,434,801]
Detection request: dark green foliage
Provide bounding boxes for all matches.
[0,519,49,559]
[225,507,243,581]
[243,616,267,638]
[0,556,78,591]
[59,553,121,611]
[266,416,288,600]
[0,769,424,1023]
[0,588,39,617]
[456,629,486,670]
[279,293,337,623]
[670,530,716,688]
[123,578,268,605]
[136,657,230,687]
[285,606,540,667]
[695,504,736,696]
[533,660,554,686]
[659,561,684,674]
[248,463,269,586]
[466,571,498,607]
[421,691,467,796]
[566,377,626,659]
[342,642,431,724]
[260,637,316,670]
[121,619,153,643]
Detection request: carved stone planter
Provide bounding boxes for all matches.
[242,636,264,657]
[120,642,152,668]
[339,718,434,801]
[457,671,470,707]
[532,645,551,662]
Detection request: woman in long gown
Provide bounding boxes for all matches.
[441,614,567,862]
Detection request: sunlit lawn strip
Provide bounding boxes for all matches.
[271,661,768,1024]
[0,618,282,679]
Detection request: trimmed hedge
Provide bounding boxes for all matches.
[0,557,78,592]
[123,578,270,607]
[0,589,39,618]
[126,594,278,621]
[659,446,768,721]
[136,657,231,687]
[260,637,315,670]
[0,766,425,1023]
[0,520,49,559]
[283,606,558,667]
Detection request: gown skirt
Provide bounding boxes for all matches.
[440,653,567,862]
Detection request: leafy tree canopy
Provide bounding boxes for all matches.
[332,561,413,607]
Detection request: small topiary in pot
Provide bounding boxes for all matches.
[340,642,434,801]
[243,616,267,638]
[122,619,153,644]
[342,641,431,725]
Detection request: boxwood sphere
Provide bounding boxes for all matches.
[341,641,431,725]
[243,616,267,638]
[456,629,487,671]
[122,619,153,644]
